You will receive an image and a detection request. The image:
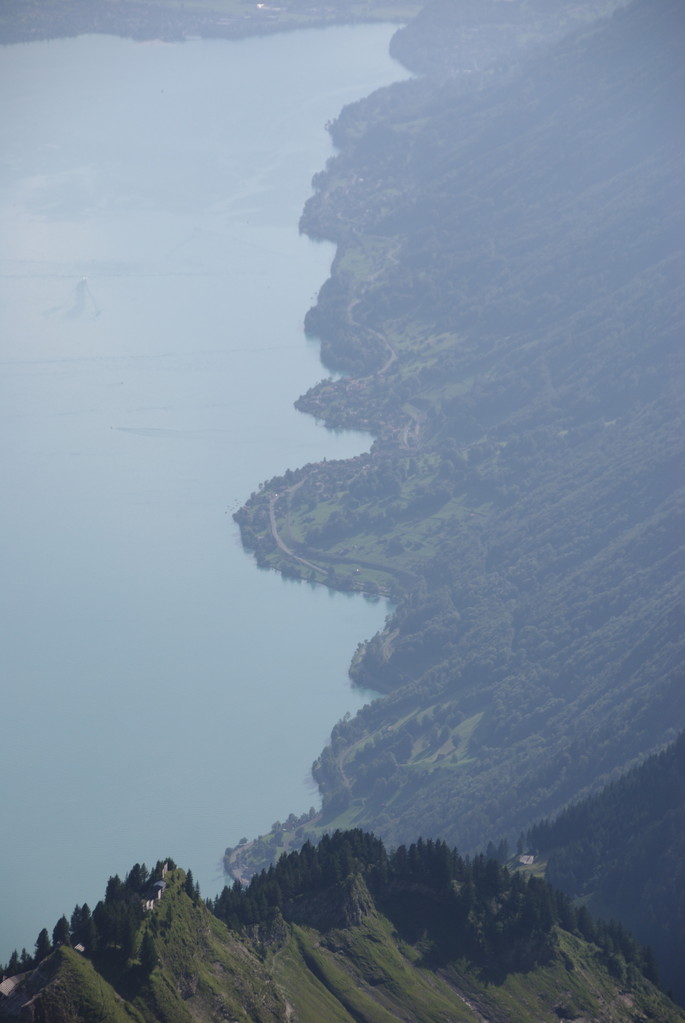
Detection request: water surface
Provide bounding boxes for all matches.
[0,26,405,961]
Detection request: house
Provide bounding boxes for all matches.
[143,878,167,911]
[0,976,22,997]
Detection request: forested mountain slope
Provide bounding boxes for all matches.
[3,835,683,1023]
[236,0,685,857]
[525,732,685,1005]
[389,0,626,76]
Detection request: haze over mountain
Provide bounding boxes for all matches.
[1,0,683,1017]
[237,0,684,854]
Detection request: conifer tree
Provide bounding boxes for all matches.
[34,929,51,963]
[52,915,70,948]
[140,931,158,974]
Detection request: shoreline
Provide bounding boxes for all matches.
[0,0,418,47]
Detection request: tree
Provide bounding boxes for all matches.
[34,928,51,963]
[121,911,139,960]
[125,863,149,893]
[52,915,70,948]
[81,914,98,954]
[140,931,158,974]
[183,868,201,903]
[71,903,97,953]
[6,949,20,975]
[105,874,124,903]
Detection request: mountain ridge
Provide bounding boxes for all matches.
[3,835,683,1022]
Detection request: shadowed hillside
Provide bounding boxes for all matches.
[525,733,685,1004]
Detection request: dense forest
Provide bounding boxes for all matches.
[3,834,683,1022]
[235,0,684,870]
[389,0,626,76]
[525,732,685,1003]
[213,829,658,985]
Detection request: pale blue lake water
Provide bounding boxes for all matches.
[0,25,405,962]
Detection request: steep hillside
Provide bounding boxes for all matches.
[235,0,685,858]
[389,0,626,76]
[3,836,683,1023]
[525,732,685,1005]
[0,867,288,1023]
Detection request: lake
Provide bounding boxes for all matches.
[0,25,406,962]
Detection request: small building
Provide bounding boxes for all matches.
[143,879,167,910]
[0,976,22,998]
